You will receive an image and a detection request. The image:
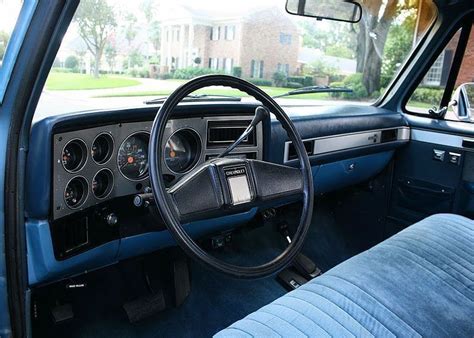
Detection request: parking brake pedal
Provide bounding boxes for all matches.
[293,253,322,279]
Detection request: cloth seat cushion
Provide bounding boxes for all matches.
[215,214,474,337]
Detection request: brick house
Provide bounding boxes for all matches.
[158,3,299,80]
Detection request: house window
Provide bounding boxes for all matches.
[209,57,219,70]
[280,33,292,45]
[251,60,264,78]
[423,52,445,86]
[176,29,180,42]
[211,26,220,40]
[166,29,170,42]
[225,26,235,40]
[277,63,290,76]
[224,58,233,74]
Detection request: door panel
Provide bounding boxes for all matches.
[389,115,474,228]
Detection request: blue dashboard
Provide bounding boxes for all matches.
[26,102,409,285]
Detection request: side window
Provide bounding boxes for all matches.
[406,29,461,113]
[406,22,474,121]
[0,0,36,103]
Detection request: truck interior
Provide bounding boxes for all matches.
[0,0,473,337]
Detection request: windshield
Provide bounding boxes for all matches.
[33,0,436,119]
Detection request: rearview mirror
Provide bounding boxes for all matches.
[451,83,474,121]
[286,0,362,23]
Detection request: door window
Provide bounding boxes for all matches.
[0,0,37,103]
[406,21,474,122]
[406,29,461,113]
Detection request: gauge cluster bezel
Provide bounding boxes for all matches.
[52,116,263,220]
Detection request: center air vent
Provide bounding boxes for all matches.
[207,120,256,147]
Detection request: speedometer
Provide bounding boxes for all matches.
[165,128,201,173]
[117,132,150,181]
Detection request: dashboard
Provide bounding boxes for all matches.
[25,102,409,285]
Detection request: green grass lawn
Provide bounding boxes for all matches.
[46,72,141,90]
[93,86,331,100]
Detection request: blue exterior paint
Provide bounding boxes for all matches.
[26,208,257,285]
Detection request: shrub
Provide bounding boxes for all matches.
[303,76,313,87]
[158,73,172,80]
[139,68,150,78]
[272,71,287,87]
[287,76,305,86]
[410,87,444,104]
[172,67,222,79]
[328,81,345,98]
[128,68,139,77]
[285,81,304,89]
[50,67,73,73]
[247,78,273,86]
[232,66,242,77]
[329,73,368,100]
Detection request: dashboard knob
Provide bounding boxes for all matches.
[104,213,118,226]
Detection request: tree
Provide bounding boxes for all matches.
[382,11,416,80]
[140,0,161,57]
[123,13,138,69]
[299,21,356,57]
[148,21,161,57]
[65,55,79,70]
[355,0,418,95]
[105,43,117,73]
[74,0,116,78]
[0,31,10,62]
[325,44,354,59]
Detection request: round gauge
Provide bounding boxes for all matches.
[92,169,114,199]
[62,139,87,172]
[64,177,88,209]
[165,128,201,174]
[92,133,114,164]
[117,132,150,181]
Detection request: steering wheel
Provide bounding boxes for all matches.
[149,75,313,279]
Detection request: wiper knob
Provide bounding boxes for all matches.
[217,106,269,158]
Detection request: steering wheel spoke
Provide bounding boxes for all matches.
[168,158,303,222]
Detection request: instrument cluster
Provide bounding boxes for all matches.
[52,116,263,220]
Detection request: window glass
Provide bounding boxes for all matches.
[0,0,23,69]
[35,0,437,118]
[406,29,461,113]
[0,0,33,102]
[445,23,474,122]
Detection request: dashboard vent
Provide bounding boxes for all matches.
[207,120,255,147]
[287,140,314,161]
[381,128,398,143]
